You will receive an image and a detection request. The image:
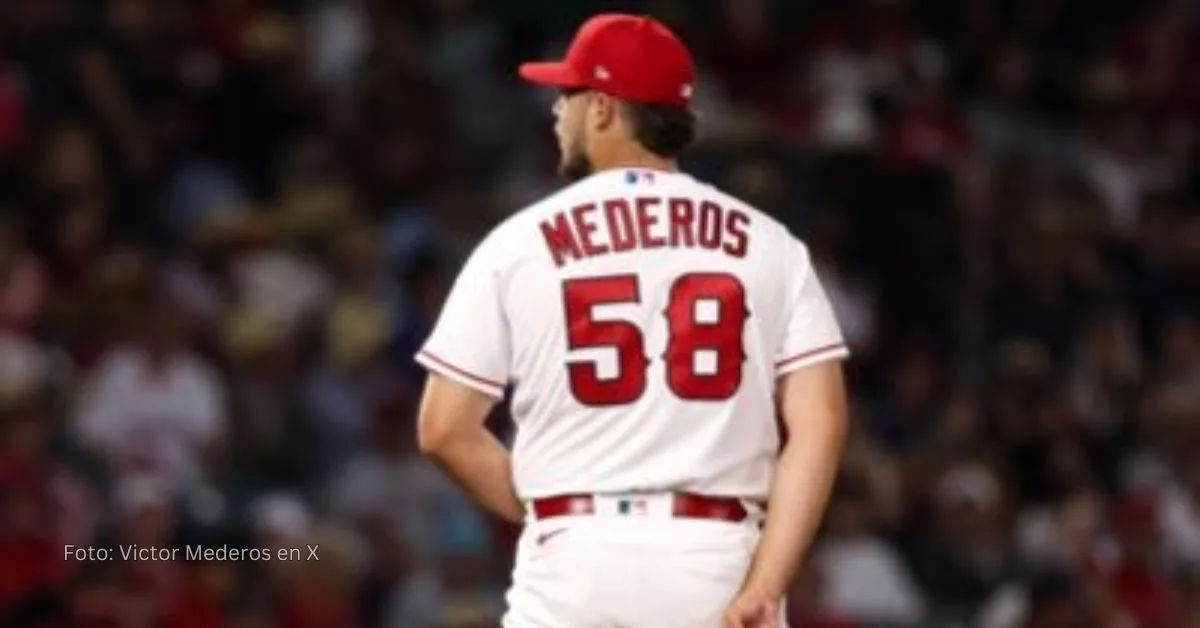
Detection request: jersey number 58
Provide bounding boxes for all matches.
[562,272,749,406]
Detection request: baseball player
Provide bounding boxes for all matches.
[415,13,849,628]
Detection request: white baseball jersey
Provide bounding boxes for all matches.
[416,168,848,501]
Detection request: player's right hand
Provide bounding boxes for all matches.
[721,591,780,628]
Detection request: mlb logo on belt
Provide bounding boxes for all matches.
[618,499,647,515]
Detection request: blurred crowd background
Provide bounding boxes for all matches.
[0,0,1198,626]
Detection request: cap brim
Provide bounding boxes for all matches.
[518,61,585,89]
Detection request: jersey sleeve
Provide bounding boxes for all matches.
[774,234,850,376]
[415,236,510,400]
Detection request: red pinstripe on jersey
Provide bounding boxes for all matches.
[418,350,506,396]
[774,343,847,371]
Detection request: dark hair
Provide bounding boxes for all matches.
[622,101,697,159]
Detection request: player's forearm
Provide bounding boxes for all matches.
[742,407,847,598]
[422,429,526,524]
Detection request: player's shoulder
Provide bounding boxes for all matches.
[690,177,819,275]
[688,174,801,245]
[508,171,628,220]
[482,171,631,248]
[449,177,608,275]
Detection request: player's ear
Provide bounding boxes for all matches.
[590,92,619,132]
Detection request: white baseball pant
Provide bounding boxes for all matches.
[501,493,788,628]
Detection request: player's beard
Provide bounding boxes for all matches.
[558,149,593,182]
[557,123,593,181]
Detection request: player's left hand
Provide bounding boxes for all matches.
[721,589,781,628]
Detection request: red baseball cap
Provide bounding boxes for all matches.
[519,14,696,109]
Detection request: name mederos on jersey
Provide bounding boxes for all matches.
[539,196,750,267]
